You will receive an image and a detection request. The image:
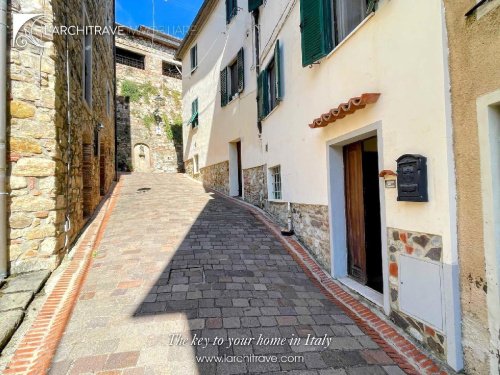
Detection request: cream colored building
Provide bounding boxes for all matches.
[177,0,464,370]
[444,1,500,374]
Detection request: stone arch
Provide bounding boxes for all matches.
[133,143,151,172]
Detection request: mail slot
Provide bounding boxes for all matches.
[396,154,428,202]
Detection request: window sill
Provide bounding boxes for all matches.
[261,102,281,122]
[267,198,284,203]
[323,12,375,63]
[227,93,240,105]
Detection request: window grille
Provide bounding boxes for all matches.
[270,166,282,200]
[116,48,145,70]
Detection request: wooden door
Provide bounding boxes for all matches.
[344,142,367,283]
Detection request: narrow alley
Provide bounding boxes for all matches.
[48,174,405,375]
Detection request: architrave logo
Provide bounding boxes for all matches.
[12,13,52,50]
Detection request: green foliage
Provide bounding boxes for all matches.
[120,80,142,102]
[163,113,183,145]
[142,113,156,130]
[120,80,160,103]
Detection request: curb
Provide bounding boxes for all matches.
[4,178,123,375]
[209,189,451,375]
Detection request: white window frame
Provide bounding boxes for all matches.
[190,44,198,73]
[82,5,93,108]
[268,165,282,201]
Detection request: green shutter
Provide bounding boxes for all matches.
[257,70,268,120]
[220,68,228,107]
[237,48,245,93]
[367,0,378,14]
[248,0,263,12]
[226,0,237,22]
[189,98,199,127]
[274,40,283,101]
[299,0,332,67]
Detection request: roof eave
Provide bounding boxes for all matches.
[175,0,219,61]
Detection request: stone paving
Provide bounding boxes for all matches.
[0,270,50,350]
[50,173,406,375]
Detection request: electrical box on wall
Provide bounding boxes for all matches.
[396,154,428,202]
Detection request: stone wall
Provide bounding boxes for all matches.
[8,0,115,274]
[243,165,267,209]
[387,228,446,360]
[200,161,230,195]
[265,201,331,271]
[116,32,183,174]
[291,204,330,272]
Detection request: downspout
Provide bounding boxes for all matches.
[252,9,262,134]
[0,0,8,280]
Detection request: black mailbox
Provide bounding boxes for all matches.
[396,154,428,202]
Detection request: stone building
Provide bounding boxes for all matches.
[5,0,115,275]
[444,1,500,374]
[115,25,183,173]
[178,0,465,370]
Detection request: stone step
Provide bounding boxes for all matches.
[1,270,50,294]
[0,292,34,313]
[0,310,24,352]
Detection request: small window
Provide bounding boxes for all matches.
[193,155,200,174]
[116,47,145,70]
[162,61,182,79]
[83,8,92,107]
[220,48,244,107]
[106,82,111,116]
[229,60,239,98]
[226,0,238,23]
[270,165,282,200]
[267,59,277,112]
[300,0,370,66]
[190,45,198,72]
[257,41,282,119]
[333,0,368,43]
[189,98,199,128]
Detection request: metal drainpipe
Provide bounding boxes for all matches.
[0,0,8,280]
[253,9,262,134]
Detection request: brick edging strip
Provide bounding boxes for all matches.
[4,178,123,375]
[209,189,449,375]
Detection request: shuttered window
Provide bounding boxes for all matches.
[248,0,263,12]
[257,40,283,120]
[221,48,245,107]
[190,44,198,72]
[299,0,332,67]
[257,70,268,120]
[300,0,374,67]
[189,98,199,128]
[226,0,238,23]
[237,48,245,93]
[220,69,228,107]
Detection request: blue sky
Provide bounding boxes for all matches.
[116,0,204,38]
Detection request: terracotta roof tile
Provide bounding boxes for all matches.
[309,93,381,129]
